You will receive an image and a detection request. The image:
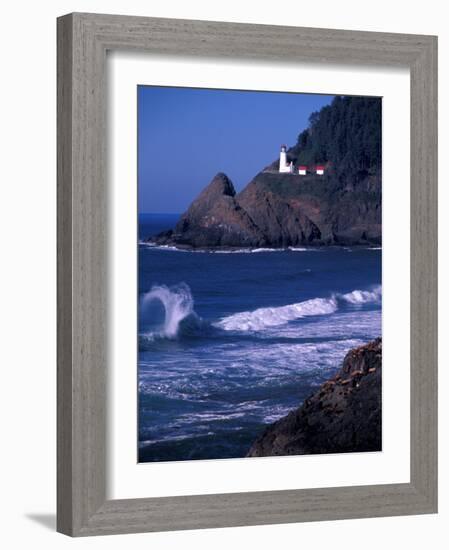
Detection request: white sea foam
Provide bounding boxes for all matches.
[212,246,320,253]
[215,296,338,331]
[215,285,382,332]
[212,248,282,254]
[248,248,281,253]
[140,283,196,338]
[140,283,381,336]
[142,242,382,254]
[288,246,320,252]
[143,243,194,252]
[340,285,382,305]
[141,242,320,254]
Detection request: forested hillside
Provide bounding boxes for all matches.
[288,96,381,182]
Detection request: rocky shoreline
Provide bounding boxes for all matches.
[144,242,382,253]
[247,338,382,457]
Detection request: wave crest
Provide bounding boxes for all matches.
[215,285,381,332]
[215,296,338,332]
[140,283,198,339]
[139,283,381,337]
[340,285,381,305]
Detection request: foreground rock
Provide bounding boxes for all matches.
[247,338,382,457]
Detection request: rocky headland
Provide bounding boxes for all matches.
[150,170,381,249]
[247,338,382,457]
[147,96,382,249]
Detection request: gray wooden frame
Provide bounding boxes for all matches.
[57,12,438,537]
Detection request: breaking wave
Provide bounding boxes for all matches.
[215,297,338,331]
[340,285,382,305]
[139,283,381,338]
[140,283,200,340]
[215,285,381,332]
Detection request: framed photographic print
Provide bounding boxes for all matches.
[57,13,437,536]
[136,87,383,464]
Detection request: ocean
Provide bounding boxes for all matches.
[138,213,382,462]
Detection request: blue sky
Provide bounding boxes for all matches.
[138,86,334,213]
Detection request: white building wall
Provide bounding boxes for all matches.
[279,150,292,173]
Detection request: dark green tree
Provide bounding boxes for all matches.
[289,96,381,183]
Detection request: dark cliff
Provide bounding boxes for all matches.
[247,338,382,457]
[155,173,266,248]
[150,96,381,248]
[152,170,381,248]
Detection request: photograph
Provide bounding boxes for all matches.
[137,86,382,463]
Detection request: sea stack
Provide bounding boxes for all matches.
[151,172,266,248]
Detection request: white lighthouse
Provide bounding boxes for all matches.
[279,144,293,173]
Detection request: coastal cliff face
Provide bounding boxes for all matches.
[237,171,381,246]
[154,173,266,248]
[151,170,381,248]
[247,338,382,457]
